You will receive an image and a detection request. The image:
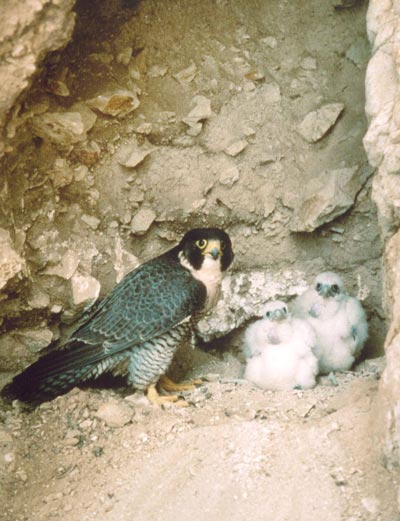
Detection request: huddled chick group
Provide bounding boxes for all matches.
[243,271,368,391]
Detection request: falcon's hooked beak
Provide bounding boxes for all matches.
[203,240,222,260]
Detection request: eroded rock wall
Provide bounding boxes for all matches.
[0,0,76,156]
[364,0,400,467]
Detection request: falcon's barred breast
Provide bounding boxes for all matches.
[2,228,234,405]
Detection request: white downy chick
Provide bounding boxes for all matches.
[292,271,368,375]
[243,300,318,391]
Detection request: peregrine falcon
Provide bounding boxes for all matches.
[243,300,318,391]
[292,271,368,374]
[2,228,234,405]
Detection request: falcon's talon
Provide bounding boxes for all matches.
[147,384,179,406]
[158,375,203,393]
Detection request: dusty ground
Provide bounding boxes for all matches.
[1,0,398,519]
[1,356,398,521]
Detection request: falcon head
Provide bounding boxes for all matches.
[263,300,289,322]
[313,271,344,299]
[178,228,234,272]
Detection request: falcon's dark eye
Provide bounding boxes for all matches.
[220,240,226,250]
[331,284,339,294]
[195,239,207,250]
[316,283,322,291]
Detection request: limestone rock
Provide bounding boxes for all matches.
[130,208,156,235]
[300,57,317,70]
[0,228,25,291]
[95,399,134,428]
[51,158,74,188]
[297,103,344,143]
[197,269,308,341]
[363,3,400,240]
[364,0,400,468]
[87,89,140,118]
[135,122,153,135]
[219,163,240,187]
[346,38,370,68]
[173,63,198,85]
[114,236,140,283]
[44,250,80,280]
[81,214,101,230]
[74,140,101,166]
[224,140,248,157]
[28,285,50,309]
[13,328,54,352]
[116,46,133,66]
[70,273,101,307]
[118,142,153,169]
[31,110,96,146]
[183,95,212,136]
[0,0,76,155]
[148,65,168,78]
[290,165,373,232]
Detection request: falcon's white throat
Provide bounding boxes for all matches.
[179,251,223,312]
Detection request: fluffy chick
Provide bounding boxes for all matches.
[292,271,368,374]
[243,300,318,391]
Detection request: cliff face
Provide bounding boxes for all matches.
[364,0,400,468]
[0,0,76,156]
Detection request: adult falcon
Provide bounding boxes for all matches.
[2,228,234,405]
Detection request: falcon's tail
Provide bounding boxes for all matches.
[1,340,126,404]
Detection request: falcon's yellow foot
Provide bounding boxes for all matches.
[146,384,189,407]
[158,375,203,392]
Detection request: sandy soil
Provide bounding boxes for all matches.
[1,356,398,521]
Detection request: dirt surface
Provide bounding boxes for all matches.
[1,357,399,521]
[1,0,398,519]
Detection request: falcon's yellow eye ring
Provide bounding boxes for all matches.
[195,239,208,250]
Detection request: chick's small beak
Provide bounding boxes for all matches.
[273,309,285,321]
[317,284,330,298]
[204,240,222,260]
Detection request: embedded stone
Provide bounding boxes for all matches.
[0,228,25,291]
[87,89,140,118]
[95,399,134,428]
[70,273,101,306]
[173,63,198,85]
[183,96,212,135]
[290,165,373,232]
[130,208,156,235]
[118,143,153,168]
[224,140,248,157]
[31,111,94,146]
[297,103,344,143]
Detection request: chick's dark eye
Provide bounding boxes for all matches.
[266,311,271,318]
[316,283,322,291]
[283,307,287,314]
[195,239,207,250]
[332,284,339,293]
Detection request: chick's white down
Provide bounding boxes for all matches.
[243,301,318,391]
[292,272,368,374]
